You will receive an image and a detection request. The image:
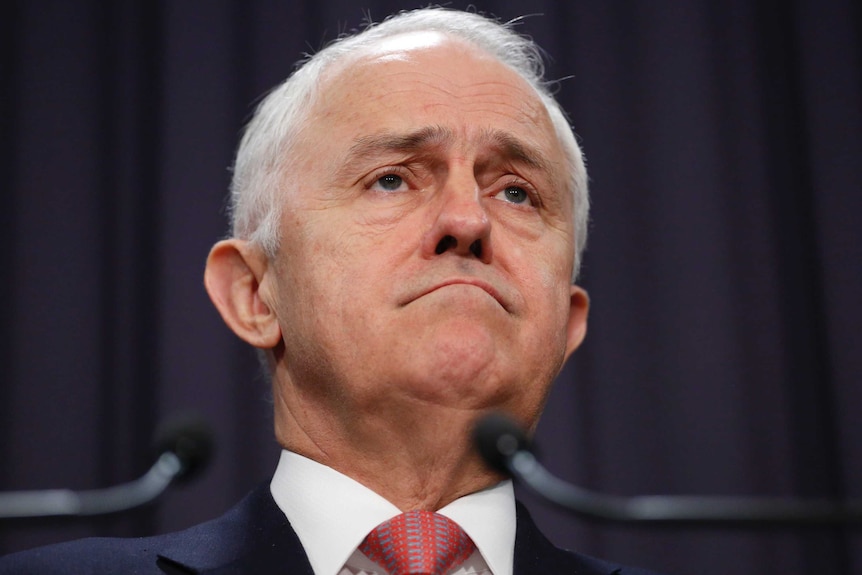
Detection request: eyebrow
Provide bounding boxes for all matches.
[343,126,452,166]
[478,128,554,175]
[339,125,555,177]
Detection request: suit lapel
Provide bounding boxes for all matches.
[198,519,314,575]
[513,501,621,575]
[154,485,314,575]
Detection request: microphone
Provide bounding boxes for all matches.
[473,411,862,527]
[0,415,213,520]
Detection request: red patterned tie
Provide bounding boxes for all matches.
[359,510,476,575]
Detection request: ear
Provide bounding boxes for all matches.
[204,239,282,349]
[563,285,590,361]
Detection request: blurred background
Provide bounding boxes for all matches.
[1,1,860,573]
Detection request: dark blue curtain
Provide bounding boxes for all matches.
[2,1,860,574]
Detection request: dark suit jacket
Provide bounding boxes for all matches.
[0,485,665,574]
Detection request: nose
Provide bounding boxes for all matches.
[421,173,493,263]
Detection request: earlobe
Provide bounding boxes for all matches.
[204,239,282,349]
[563,285,589,360]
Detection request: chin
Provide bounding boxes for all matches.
[382,325,547,408]
[398,361,522,412]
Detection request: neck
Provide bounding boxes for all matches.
[274,394,504,510]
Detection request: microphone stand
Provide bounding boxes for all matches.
[475,412,862,528]
[0,452,184,519]
[0,416,212,521]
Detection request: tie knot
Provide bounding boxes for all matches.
[359,510,476,575]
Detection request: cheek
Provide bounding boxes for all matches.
[514,237,572,296]
[273,216,349,320]
[292,221,397,323]
[519,252,574,348]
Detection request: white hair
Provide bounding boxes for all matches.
[228,7,589,278]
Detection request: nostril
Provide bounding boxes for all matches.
[469,239,482,258]
[435,235,458,255]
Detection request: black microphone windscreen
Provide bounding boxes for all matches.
[153,414,214,483]
[472,412,531,474]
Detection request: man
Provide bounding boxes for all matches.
[0,8,665,575]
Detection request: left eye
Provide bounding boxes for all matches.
[497,185,532,206]
[374,174,406,192]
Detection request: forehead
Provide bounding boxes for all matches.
[301,33,565,168]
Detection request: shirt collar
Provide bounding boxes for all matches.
[437,478,516,575]
[270,450,516,575]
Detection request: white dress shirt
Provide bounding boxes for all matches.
[269,450,516,575]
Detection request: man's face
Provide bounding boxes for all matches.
[264,33,586,429]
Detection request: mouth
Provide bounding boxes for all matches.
[405,278,510,312]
